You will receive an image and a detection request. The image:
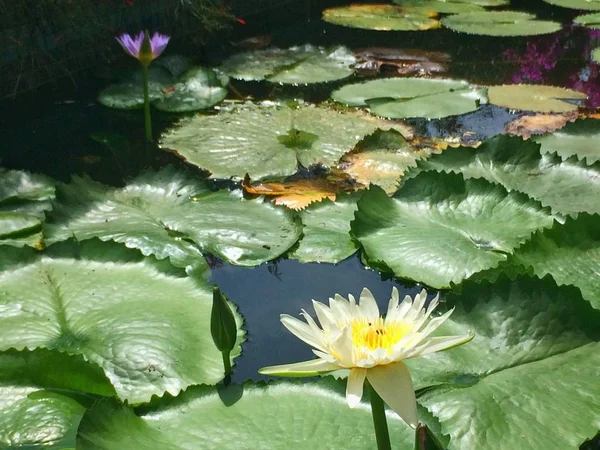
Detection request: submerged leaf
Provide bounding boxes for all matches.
[322,4,441,31]
[441,11,562,36]
[488,84,586,113]
[160,102,411,179]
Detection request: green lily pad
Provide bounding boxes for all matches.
[44,167,302,270]
[533,119,600,164]
[160,102,411,180]
[220,45,356,84]
[338,129,434,194]
[510,215,600,310]
[0,212,41,238]
[290,193,361,263]
[322,4,441,31]
[0,243,245,403]
[0,168,55,205]
[77,378,422,449]
[407,276,600,450]
[593,47,600,63]
[331,78,486,119]
[351,173,553,288]
[153,67,229,113]
[413,135,600,216]
[488,84,586,113]
[441,11,562,36]
[542,0,600,10]
[98,66,228,112]
[392,0,492,14]
[0,349,115,449]
[574,12,600,29]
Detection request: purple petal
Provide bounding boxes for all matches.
[150,33,170,59]
[115,32,144,58]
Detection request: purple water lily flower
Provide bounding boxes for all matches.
[116,31,170,66]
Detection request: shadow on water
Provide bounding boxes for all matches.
[211,253,441,383]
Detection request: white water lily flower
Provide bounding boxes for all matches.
[259,287,474,428]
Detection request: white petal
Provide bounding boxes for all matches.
[406,332,475,359]
[346,367,367,408]
[280,314,327,352]
[329,325,355,367]
[367,361,418,428]
[386,287,399,318]
[412,293,441,332]
[389,295,414,322]
[413,308,454,341]
[312,349,337,362]
[405,289,428,322]
[259,358,341,376]
[312,300,337,333]
[359,288,380,319]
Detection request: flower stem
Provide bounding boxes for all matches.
[222,350,232,385]
[142,65,153,142]
[368,381,392,450]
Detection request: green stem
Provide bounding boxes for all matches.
[368,382,392,450]
[222,350,232,385]
[142,65,153,142]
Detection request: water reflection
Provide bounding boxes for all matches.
[211,253,440,383]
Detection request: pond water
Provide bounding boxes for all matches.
[1,0,600,448]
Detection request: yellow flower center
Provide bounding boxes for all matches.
[351,317,413,351]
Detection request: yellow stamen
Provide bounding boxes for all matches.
[351,317,413,351]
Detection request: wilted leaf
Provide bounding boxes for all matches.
[352,47,450,76]
[488,84,586,113]
[504,111,578,138]
[242,170,363,210]
[441,11,562,36]
[322,4,440,31]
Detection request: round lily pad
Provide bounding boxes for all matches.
[220,45,356,84]
[322,4,441,31]
[391,0,492,14]
[574,12,600,29]
[488,84,587,113]
[332,78,486,119]
[441,11,562,36]
[593,47,600,63]
[542,0,600,10]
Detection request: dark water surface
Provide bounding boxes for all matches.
[1,0,598,382]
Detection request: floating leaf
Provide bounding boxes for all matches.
[574,12,600,29]
[593,47,600,63]
[351,173,553,288]
[220,45,356,84]
[290,193,361,263]
[160,102,411,180]
[407,276,600,449]
[414,135,600,216]
[504,111,577,138]
[0,243,245,403]
[488,84,586,113]
[322,4,441,31]
[99,66,228,112]
[533,119,600,164]
[510,215,600,310]
[338,129,433,194]
[242,170,362,210]
[331,78,486,119]
[77,378,421,449]
[44,167,301,270]
[392,0,490,14]
[441,11,562,36]
[542,0,600,10]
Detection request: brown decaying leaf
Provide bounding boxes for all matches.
[504,111,579,138]
[242,171,364,210]
[353,47,450,76]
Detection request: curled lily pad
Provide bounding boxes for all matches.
[160,102,411,179]
[332,78,486,119]
[220,45,356,84]
[542,0,600,10]
[322,4,441,31]
[441,11,562,36]
[99,66,228,112]
[488,84,586,113]
[574,12,600,29]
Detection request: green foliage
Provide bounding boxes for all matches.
[441,11,562,36]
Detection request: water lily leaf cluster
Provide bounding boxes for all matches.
[0,168,56,249]
[220,44,356,84]
[331,77,487,119]
[441,11,562,36]
[99,64,229,112]
[322,4,441,31]
[160,102,412,180]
